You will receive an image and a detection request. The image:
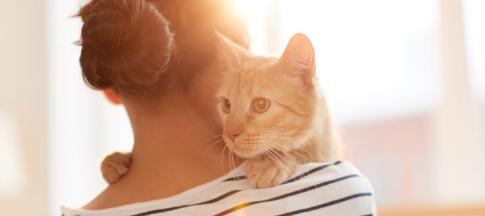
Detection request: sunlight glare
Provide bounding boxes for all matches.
[232,0,257,17]
[232,0,273,54]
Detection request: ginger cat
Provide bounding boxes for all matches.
[100,33,340,188]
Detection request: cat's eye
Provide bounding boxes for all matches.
[251,97,271,113]
[221,98,231,113]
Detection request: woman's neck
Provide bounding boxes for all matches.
[84,101,243,210]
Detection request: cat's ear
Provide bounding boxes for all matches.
[277,33,316,87]
[215,31,251,68]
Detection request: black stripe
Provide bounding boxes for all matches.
[224,161,341,183]
[275,193,373,216]
[283,161,341,184]
[132,190,242,216]
[213,174,360,216]
[223,176,247,182]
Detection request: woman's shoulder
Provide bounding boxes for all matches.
[288,161,377,214]
[216,161,376,216]
[291,160,375,193]
[62,161,376,216]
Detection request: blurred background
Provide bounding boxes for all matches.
[0,0,484,215]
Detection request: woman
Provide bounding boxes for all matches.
[62,0,376,215]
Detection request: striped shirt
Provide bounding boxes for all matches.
[62,161,376,216]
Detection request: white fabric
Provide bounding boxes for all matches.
[62,161,376,216]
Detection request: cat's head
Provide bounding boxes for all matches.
[216,33,319,158]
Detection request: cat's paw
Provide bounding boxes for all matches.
[245,156,296,188]
[101,152,132,184]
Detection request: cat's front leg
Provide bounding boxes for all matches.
[101,152,132,184]
[245,154,298,188]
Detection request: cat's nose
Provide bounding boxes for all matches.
[226,130,241,142]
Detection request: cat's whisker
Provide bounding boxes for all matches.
[261,142,289,173]
[262,136,300,145]
[290,150,308,161]
[203,134,224,145]
[268,150,291,174]
[280,150,302,167]
[202,136,224,151]
[269,148,292,172]
[261,139,301,172]
[219,145,225,171]
[228,150,231,170]
[262,135,294,140]
[263,136,316,158]
[292,147,313,159]
[259,142,276,162]
[202,138,225,156]
[263,151,280,169]
[233,152,236,170]
[264,138,301,146]
[261,139,287,153]
[229,151,235,170]
[263,148,282,170]
[264,131,305,137]
[220,145,230,171]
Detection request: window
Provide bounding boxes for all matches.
[464,0,485,101]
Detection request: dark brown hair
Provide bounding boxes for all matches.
[78,0,247,95]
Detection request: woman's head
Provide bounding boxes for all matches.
[79,0,173,92]
[78,0,248,105]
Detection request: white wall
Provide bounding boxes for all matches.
[0,1,132,215]
[432,0,485,204]
[0,0,49,215]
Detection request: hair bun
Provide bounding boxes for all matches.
[80,0,174,89]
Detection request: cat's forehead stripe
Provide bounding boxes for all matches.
[236,57,277,95]
[221,57,278,101]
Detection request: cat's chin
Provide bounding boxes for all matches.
[230,147,261,158]
[233,151,258,158]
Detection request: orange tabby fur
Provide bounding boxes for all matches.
[100,33,340,187]
[216,33,339,187]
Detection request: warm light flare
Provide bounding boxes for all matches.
[231,0,248,16]
[230,0,274,54]
[232,0,259,17]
